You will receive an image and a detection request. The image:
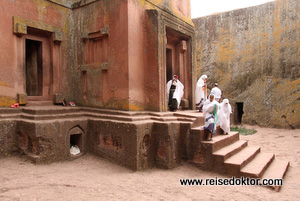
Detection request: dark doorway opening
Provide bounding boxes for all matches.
[26,39,43,96]
[165,27,191,111]
[70,134,82,150]
[235,102,244,124]
[166,48,173,82]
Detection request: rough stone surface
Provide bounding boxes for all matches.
[53,93,63,104]
[0,120,17,156]
[0,106,195,170]
[193,0,300,128]
[18,94,28,105]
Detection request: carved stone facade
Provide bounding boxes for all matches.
[0,0,195,112]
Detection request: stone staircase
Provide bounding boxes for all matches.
[0,106,290,191]
[189,124,290,191]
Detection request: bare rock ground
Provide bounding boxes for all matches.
[0,125,299,201]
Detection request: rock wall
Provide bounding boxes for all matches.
[193,0,300,128]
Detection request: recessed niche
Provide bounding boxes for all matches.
[70,134,82,151]
[68,126,85,157]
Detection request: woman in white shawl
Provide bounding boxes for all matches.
[195,75,207,111]
[203,94,219,140]
[218,99,232,134]
[166,75,184,111]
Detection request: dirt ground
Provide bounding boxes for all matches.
[0,125,299,201]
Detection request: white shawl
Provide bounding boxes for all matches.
[167,79,184,108]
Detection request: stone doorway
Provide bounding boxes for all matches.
[235,102,244,124]
[165,28,192,110]
[24,29,53,101]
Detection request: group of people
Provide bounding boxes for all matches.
[195,74,232,140]
[167,74,232,141]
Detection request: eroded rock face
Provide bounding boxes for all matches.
[193,0,300,128]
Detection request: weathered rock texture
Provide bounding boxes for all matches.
[0,106,197,170]
[193,0,300,128]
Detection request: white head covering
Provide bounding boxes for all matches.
[201,75,207,80]
[223,99,229,104]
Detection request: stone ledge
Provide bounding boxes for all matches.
[13,16,63,42]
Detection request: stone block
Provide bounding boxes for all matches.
[180,99,189,109]
[17,94,28,105]
[101,62,109,71]
[180,40,187,52]
[14,23,27,36]
[53,93,63,105]
[100,26,109,35]
[53,31,63,42]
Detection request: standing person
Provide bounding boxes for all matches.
[203,94,219,140]
[195,75,208,112]
[211,83,222,102]
[218,99,232,134]
[166,75,184,111]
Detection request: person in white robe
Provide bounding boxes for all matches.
[166,75,184,111]
[195,75,207,111]
[218,99,232,134]
[203,94,219,140]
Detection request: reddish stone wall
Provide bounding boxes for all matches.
[146,0,191,23]
[0,0,194,112]
[0,0,73,106]
[193,0,300,128]
[72,0,130,110]
[71,0,194,111]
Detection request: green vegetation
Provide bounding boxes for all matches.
[230,126,257,135]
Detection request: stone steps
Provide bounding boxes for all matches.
[197,129,290,191]
[213,140,248,162]
[201,132,240,152]
[26,101,53,106]
[0,105,290,192]
[0,108,22,114]
[261,159,290,192]
[22,107,80,115]
[174,111,204,128]
[241,152,275,178]
[0,114,22,120]
[20,112,83,120]
[0,106,198,123]
[224,146,261,176]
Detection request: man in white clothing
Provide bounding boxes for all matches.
[211,83,222,103]
[166,75,184,111]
